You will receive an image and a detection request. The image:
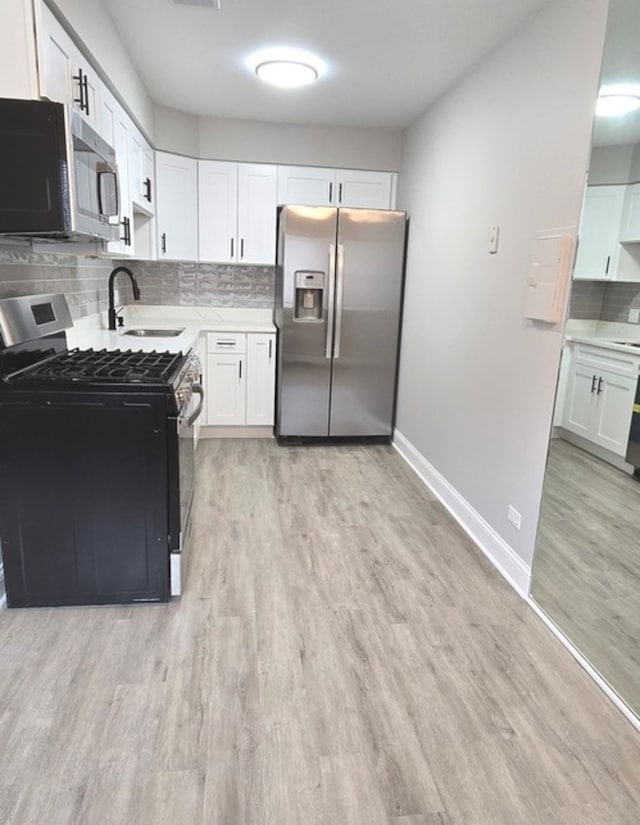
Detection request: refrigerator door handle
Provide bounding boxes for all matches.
[334,244,345,359]
[326,244,336,359]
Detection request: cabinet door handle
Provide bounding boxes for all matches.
[597,376,604,396]
[73,68,89,114]
[230,238,234,258]
[239,360,242,380]
[591,374,597,394]
[329,181,333,203]
[240,238,245,259]
[143,177,152,202]
[268,339,272,360]
[161,232,167,254]
[338,182,343,203]
[120,216,131,246]
[605,255,611,275]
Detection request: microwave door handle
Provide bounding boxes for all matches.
[98,169,119,219]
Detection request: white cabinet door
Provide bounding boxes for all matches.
[619,183,640,243]
[573,185,626,280]
[37,5,100,131]
[37,3,73,105]
[237,164,277,265]
[129,126,154,214]
[593,369,636,456]
[246,334,276,426]
[198,160,238,263]
[563,365,596,438]
[155,152,198,261]
[277,165,335,206]
[107,104,133,257]
[206,354,245,425]
[335,169,394,209]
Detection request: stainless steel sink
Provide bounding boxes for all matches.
[123,328,185,338]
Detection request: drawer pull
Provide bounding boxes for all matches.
[597,376,604,396]
[591,374,597,394]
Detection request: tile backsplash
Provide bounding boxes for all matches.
[126,260,275,308]
[569,279,640,323]
[0,243,115,320]
[0,244,276,321]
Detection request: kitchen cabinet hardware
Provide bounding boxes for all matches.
[329,182,333,202]
[597,376,604,395]
[268,339,272,360]
[338,182,343,203]
[120,216,131,246]
[591,374,597,394]
[238,360,242,380]
[143,177,152,202]
[72,67,90,115]
[161,232,167,253]
[605,255,611,275]
[240,238,245,259]
[230,238,234,257]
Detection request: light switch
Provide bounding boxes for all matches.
[489,225,500,254]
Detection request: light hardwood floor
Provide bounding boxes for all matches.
[532,436,640,714]
[1,439,639,824]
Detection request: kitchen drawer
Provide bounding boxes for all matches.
[207,332,246,354]
[571,343,640,378]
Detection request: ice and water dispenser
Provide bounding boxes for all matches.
[294,270,324,321]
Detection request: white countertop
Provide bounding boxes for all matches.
[67,305,276,353]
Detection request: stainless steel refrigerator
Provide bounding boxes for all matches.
[274,205,407,440]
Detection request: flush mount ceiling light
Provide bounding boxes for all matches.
[596,93,640,117]
[255,60,318,88]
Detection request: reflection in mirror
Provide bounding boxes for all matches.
[531,0,640,719]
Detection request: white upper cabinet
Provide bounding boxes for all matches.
[107,102,134,257]
[129,125,155,215]
[198,161,277,265]
[277,166,336,206]
[237,164,277,264]
[36,3,100,133]
[277,165,397,209]
[198,161,238,263]
[573,185,626,280]
[335,169,394,209]
[156,152,198,261]
[619,183,640,243]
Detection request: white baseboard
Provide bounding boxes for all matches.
[392,430,531,597]
[528,598,640,732]
[199,425,273,439]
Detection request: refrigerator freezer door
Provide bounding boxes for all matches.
[276,206,338,437]
[329,209,406,437]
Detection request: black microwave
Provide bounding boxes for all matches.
[0,98,119,242]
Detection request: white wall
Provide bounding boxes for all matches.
[49,0,154,138]
[153,104,402,169]
[395,0,609,578]
[588,144,636,184]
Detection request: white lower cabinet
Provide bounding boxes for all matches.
[206,332,275,427]
[561,344,638,457]
[246,334,276,425]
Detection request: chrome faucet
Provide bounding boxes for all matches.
[107,266,141,330]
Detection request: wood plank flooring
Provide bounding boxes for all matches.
[531,436,640,714]
[1,438,639,824]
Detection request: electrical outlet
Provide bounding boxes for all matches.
[629,308,640,324]
[507,505,522,531]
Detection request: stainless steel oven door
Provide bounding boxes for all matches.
[170,382,204,596]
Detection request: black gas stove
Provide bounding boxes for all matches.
[15,347,183,385]
[0,293,204,608]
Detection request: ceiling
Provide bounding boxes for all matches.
[99,0,555,130]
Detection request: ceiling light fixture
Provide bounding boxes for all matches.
[255,59,319,88]
[596,93,640,117]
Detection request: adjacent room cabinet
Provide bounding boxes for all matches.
[560,342,638,459]
[198,161,277,265]
[205,332,276,427]
[277,166,397,209]
[573,186,626,280]
[156,152,198,261]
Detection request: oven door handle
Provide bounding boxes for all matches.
[185,383,204,427]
